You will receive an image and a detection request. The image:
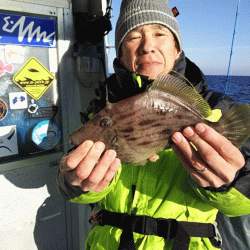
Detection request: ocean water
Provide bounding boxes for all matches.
[108,73,250,104]
[205,75,250,104]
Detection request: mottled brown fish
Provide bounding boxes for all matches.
[69,73,250,165]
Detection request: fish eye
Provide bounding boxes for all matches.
[100,118,112,128]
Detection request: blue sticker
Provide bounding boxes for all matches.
[0,13,56,47]
[32,120,61,150]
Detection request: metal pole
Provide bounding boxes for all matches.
[225,0,241,94]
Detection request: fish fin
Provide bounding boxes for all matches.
[151,72,212,118]
[105,84,109,106]
[218,104,250,147]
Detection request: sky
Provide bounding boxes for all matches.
[106,0,250,76]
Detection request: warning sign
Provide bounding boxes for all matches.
[13,57,55,100]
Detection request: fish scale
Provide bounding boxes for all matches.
[111,93,203,164]
[69,73,250,165]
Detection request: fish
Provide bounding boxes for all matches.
[69,72,250,165]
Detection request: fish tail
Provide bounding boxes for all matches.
[218,103,250,147]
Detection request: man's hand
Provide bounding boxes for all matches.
[171,123,245,188]
[60,140,121,192]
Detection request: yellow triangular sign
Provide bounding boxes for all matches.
[13,57,55,100]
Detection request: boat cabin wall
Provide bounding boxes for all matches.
[0,0,107,249]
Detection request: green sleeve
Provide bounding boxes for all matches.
[191,109,250,216]
[188,175,250,217]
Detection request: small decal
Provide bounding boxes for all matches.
[0,125,18,157]
[0,59,14,77]
[32,120,61,150]
[29,106,58,119]
[5,45,25,64]
[28,99,39,114]
[0,99,8,121]
[13,57,55,100]
[9,92,28,109]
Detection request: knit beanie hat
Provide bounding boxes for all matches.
[115,0,182,57]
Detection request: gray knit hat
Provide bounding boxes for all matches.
[115,0,181,57]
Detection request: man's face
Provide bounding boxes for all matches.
[120,24,181,80]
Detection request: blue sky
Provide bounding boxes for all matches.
[106,0,250,76]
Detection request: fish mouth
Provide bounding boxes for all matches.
[111,135,119,149]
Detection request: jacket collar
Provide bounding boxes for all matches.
[113,58,153,90]
[112,51,208,94]
[172,52,208,94]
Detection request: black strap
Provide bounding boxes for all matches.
[94,210,218,250]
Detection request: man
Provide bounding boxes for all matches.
[57,0,250,249]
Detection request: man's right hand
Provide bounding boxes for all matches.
[60,140,121,192]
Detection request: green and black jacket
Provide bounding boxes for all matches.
[57,52,250,250]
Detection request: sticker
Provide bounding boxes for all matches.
[0,99,8,121]
[0,125,18,157]
[28,99,39,114]
[9,92,28,109]
[0,59,13,77]
[5,45,25,64]
[32,120,61,150]
[29,106,58,119]
[0,13,56,47]
[13,57,55,100]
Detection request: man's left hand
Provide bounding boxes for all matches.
[171,123,245,188]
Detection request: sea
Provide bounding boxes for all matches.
[205,75,250,105]
[109,74,250,104]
